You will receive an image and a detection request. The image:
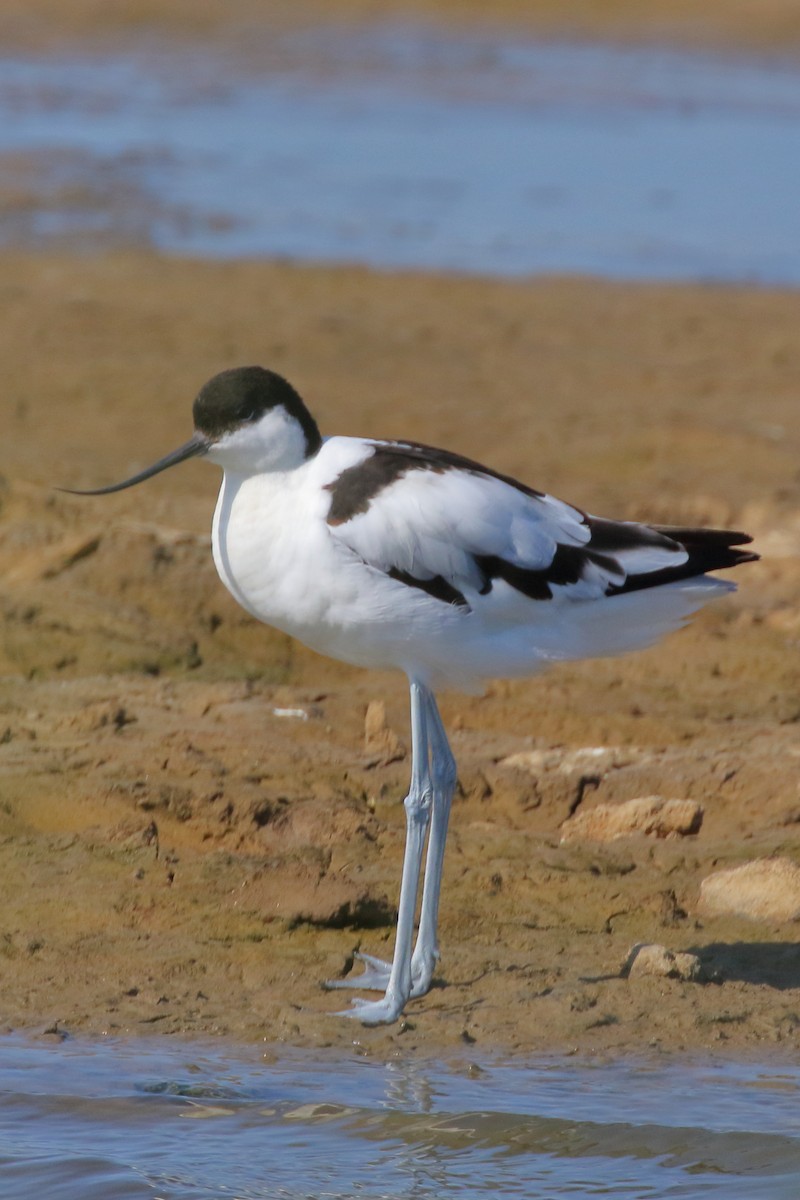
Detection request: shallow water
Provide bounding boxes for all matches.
[1,27,799,282]
[1,1037,799,1199]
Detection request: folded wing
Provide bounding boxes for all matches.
[323,440,756,611]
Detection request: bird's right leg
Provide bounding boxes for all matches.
[407,687,456,997]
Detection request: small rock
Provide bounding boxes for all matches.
[502,745,636,776]
[698,857,800,923]
[364,700,405,764]
[625,943,703,982]
[561,796,703,843]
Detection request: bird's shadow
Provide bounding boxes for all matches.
[688,942,800,991]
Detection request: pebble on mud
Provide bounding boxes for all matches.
[364,699,406,765]
[560,796,703,843]
[624,943,704,982]
[698,856,800,922]
[501,745,637,776]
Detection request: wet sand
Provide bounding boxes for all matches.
[1,2,800,1058]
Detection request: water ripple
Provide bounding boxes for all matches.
[0,1037,799,1198]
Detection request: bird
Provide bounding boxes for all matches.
[62,365,758,1025]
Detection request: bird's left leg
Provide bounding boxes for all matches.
[330,678,433,1024]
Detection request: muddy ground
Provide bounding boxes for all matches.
[5,0,800,58]
[1,2,800,1060]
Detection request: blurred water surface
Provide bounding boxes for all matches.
[0,26,799,281]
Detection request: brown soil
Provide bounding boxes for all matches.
[4,0,800,58]
[2,253,799,1058]
[1,2,800,1059]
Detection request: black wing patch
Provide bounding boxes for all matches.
[325,440,543,526]
[475,543,624,601]
[387,568,469,609]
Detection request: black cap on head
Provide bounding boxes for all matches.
[193,366,322,455]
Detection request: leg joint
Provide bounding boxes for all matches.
[404,785,433,819]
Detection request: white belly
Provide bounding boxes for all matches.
[211,468,466,678]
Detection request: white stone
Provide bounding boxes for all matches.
[561,796,703,843]
[698,857,800,923]
[625,943,703,982]
[502,745,638,776]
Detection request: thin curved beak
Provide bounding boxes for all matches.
[58,431,211,495]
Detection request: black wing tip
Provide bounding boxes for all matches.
[730,547,760,563]
[652,525,761,570]
[708,547,760,571]
[606,535,759,598]
[651,524,755,549]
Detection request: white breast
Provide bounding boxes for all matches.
[212,466,336,633]
[210,439,465,675]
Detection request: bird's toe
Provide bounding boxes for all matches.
[323,951,393,993]
[333,994,406,1025]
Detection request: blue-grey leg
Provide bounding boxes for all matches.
[408,688,456,997]
[326,683,457,1020]
[333,678,434,1024]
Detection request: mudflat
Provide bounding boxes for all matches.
[1,1,799,1057]
[5,0,800,56]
